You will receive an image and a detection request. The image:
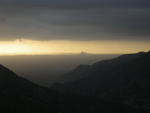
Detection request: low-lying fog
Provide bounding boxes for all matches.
[0,53,119,86]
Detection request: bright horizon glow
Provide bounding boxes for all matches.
[0,39,150,55]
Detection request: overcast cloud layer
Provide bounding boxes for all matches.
[0,0,150,41]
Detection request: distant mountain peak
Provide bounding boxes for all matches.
[80,51,88,55]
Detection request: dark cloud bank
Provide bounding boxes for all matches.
[0,0,150,41]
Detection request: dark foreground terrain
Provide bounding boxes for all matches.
[1,51,150,113]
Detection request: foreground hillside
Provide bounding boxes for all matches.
[53,51,150,112]
[0,64,58,113]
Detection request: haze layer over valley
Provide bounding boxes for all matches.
[0,54,118,86]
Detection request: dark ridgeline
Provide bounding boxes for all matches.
[0,51,150,113]
[53,51,150,112]
[0,64,58,113]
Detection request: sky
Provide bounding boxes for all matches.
[0,0,150,55]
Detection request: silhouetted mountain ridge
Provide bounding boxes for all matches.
[0,64,58,113]
[53,51,150,111]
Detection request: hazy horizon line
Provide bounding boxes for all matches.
[0,51,147,56]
